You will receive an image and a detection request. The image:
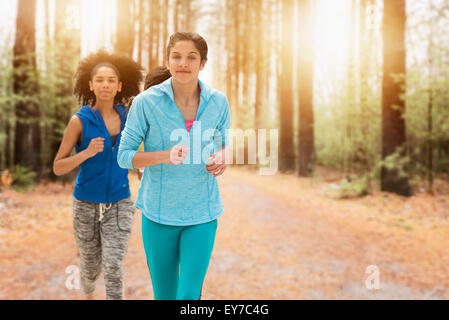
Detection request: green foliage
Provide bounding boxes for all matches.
[404,65,449,179]
[326,146,412,199]
[0,36,15,170]
[315,67,382,173]
[10,165,37,192]
[0,29,79,177]
[37,41,79,175]
[337,174,371,198]
[436,158,449,174]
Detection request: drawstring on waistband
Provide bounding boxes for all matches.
[99,203,112,222]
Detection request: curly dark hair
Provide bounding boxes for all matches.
[73,49,144,106]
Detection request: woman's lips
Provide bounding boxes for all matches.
[177,71,190,73]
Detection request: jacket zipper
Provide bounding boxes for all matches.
[96,107,116,203]
[172,84,205,131]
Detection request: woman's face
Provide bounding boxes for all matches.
[167,40,205,84]
[89,66,122,103]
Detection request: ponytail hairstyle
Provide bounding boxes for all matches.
[144,66,172,90]
[73,49,144,107]
[126,66,172,114]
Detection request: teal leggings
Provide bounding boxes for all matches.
[141,214,218,300]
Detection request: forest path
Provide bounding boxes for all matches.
[1,167,449,299]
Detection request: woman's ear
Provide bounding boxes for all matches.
[89,80,93,91]
[118,81,122,92]
[200,59,207,71]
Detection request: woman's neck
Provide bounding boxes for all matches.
[93,99,115,117]
[172,78,199,105]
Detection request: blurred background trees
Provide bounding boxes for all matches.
[0,0,448,197]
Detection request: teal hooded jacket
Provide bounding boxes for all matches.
[117,78,231,226]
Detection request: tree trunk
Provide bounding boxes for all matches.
[148,0,155,69]
[427,0,435,192]
[346,0,357,172]
[137,0,143,65]
[174,0,180,32]
[41,0,51,175]
[44,0,51,48]
[255,0,264,131]
[278,0,295,172]
[48,0,81,180]
[154,0,161,65]
[13,0,41,177]
[297,0,315,177]
[183,0,191,30]
[3,120,11,169]
[359,0,370,171]
[233,0,240,128]
[115,0,134,57]
[264,0,272,109]
[162,0,169,65]
[381,0,411,196]
[225,0,234,116]
[241,0,250,111]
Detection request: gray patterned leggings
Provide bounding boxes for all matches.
[72,197,134,300]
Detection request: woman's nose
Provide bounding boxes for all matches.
[179,58,188,67]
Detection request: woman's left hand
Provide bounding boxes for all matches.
[137,168,143,180]
[206,150,226,177]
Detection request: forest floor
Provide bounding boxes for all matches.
[1,166,449,300]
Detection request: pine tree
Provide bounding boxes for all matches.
[13,0,41,177]
[381,0,412,196]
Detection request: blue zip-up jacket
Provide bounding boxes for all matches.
[74,105,131,203]
[117,78,231,226]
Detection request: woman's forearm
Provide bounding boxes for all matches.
[53,150,91,176]
[131,150,170,168]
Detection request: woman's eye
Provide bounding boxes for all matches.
[172,56,180,59]
[188,56,196,60]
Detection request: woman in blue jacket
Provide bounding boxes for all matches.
[53,50,143,300]
[118,32,231,300]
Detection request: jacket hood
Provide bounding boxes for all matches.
[78,105,126,125]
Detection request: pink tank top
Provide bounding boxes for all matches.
[185,120,195,132]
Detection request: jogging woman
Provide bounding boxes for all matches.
[53,50,143,300]
[118,32,230,300]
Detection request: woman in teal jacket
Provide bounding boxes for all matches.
[118,32,230,300]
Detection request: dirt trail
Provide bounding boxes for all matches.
[1,167,448,299]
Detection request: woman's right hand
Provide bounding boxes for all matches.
[85,137,105,158]
[165,145,190,165]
